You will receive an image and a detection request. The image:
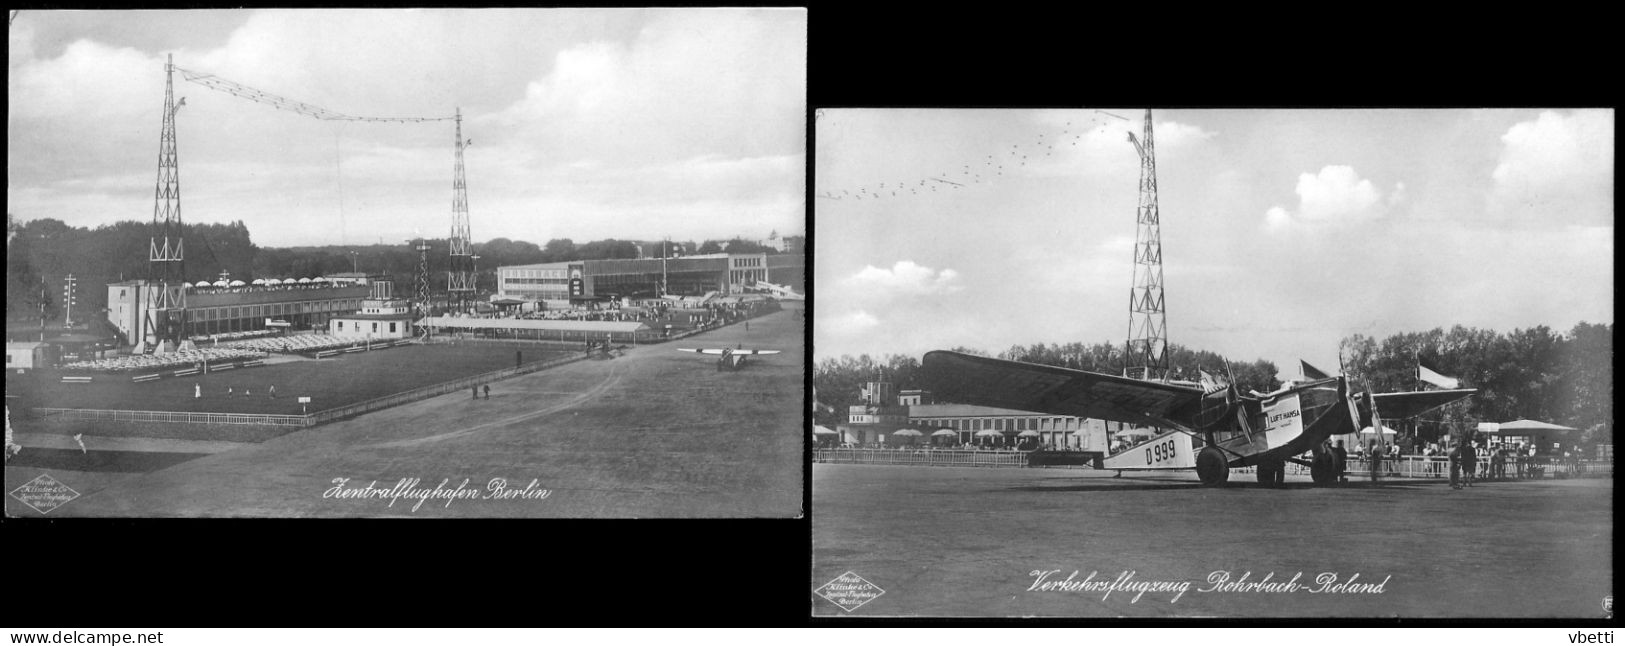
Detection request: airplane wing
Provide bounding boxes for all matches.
[678,348,778,355]
[678,348,726,355]
[920,350,1205,430]
[1362,389,1477,422]
[739,350,780,355]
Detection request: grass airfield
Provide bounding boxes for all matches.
[6,304,803,518]
[812,462,1611,618]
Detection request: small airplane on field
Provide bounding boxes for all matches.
[921,351,1475,486]
[583,340,628,359]
[745,281,805,301]
[678,346,781,371]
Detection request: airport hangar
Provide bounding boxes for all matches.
[494,253,804,309]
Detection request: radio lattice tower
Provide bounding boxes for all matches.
[446,107,475,312]
[1125,108,1168,381]
[138,54,191,355]
[413,238,432,318]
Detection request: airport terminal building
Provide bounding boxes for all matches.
[495,253,804,308]
[107,278,369,344]
[836,382,1117,452]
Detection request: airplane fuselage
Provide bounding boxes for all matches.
[1102,376,1358,477]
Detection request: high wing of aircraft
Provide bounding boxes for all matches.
[678,347,781,370]
[920,350,1203,431]
[1359,389,1480,424]
[921,350,1476,487]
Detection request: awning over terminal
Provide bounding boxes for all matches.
[417,316,649,334]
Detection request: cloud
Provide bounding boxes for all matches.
[7,10,805,247]
[843,260,962,295]
[1488,109,1612,225]
[1264,165,1400,231]
[1153,120,1218,147]
[485,10,805,166]
[816,310,879,338]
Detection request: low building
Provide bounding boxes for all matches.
[324,272,371,287]
[495,253,805,310]
[835,381,908,445]
[328,277,415,340]
[834,383,1116,451]
[5,342,55,373]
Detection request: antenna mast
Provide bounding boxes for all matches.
[138,54,191,355]
[447,107,475,312]
[1125,108,1168,381]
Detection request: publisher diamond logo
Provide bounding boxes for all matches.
[816,571,885,612]
[9,474,80,514]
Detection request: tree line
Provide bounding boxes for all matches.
[815,323,1613,450]
[1339,322,1611,447]
[6,215,803,325]
[812,341,1282,428]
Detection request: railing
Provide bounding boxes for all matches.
[811,448,1614,480]
[814,448,1029,467]
[1329,456,1611,480]
[30,408,307,427]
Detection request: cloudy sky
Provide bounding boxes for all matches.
[8,9,805,248]
[815,108,1613,376]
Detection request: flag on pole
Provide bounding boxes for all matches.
[1300,360,1331,380]
[1417,361,1460,389]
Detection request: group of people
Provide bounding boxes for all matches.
[1325,435,1558,489]
[1429,435,1549,489]
[196,382,277,399]
[1422,440,1535,484]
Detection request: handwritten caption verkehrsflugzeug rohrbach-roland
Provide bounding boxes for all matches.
[1026,569,1391,604]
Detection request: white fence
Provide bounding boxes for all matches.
[813,449,1614,479]
[31,408,307,427]
[814,448,1029,467]
[1340,455,1613,480]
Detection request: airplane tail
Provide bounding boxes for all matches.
[1101,432,1197,471]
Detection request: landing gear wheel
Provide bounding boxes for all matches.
[1311,452,1335,485]
[1196,447,1229,486]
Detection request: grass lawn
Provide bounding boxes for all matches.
[7,447,209,473]
[7,342,574,416]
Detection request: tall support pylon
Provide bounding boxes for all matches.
[138,54,191,355]
[446,107,475,313]
[1125,108,1168,381]
[413,238,433,318]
